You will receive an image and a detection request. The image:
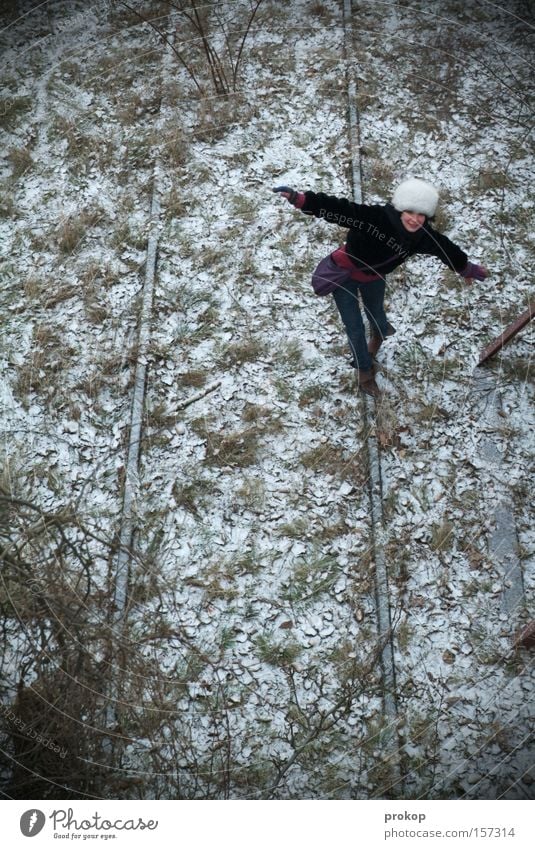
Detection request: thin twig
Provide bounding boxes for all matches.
[116,0,203,93]
[232,0,264,90]
[176,379,222,411]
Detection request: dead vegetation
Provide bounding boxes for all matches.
[0,479,115,798]
[56,206,106,255]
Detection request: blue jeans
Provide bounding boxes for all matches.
[332,278,388,371]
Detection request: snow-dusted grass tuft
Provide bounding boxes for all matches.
[56,206,106,254]
[430,520,455,553]
[7,146,34,179]
[0,96,32,129]
[14,332,76,400]
[0,190,15,218]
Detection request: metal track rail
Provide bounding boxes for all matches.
[112,182,161,623]
[103,178,161,741]
[342,0,402,792]
[472,369,525,618]
[104,20,171,733]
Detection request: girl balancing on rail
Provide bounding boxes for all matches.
[273,178,488,398]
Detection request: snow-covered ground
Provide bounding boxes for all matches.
[0,0,533,799]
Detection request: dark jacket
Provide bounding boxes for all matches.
[301,191,468,277]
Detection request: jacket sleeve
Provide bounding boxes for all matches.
[418,226,468,272]
[301,191,365,228]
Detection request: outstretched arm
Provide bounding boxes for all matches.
[272,187,365,226]
[420,226,489,283]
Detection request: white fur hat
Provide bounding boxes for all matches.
[392,178,439,217]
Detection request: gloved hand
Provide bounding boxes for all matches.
[461,261,488,282]
[272,186,305,209]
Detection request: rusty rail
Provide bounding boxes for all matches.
[343,0,401,794]
[477,300,535,365]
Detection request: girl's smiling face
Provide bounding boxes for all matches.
[401,211,426,232]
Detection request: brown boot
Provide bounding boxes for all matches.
[368,321,396,358]
[368,335,383,358]
[358,368,381,398]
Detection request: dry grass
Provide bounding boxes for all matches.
[414,403,450,423]
[160,126,189,169]
[111,218,147,252]
[144,402,175,430]
[375,401,405,448]
[78,260,117,289]
[255,633,302,667]
[56,206,105,254]
[198,245,227,270]
[48,114,119,171]
[231,194,256,219]
[298,382,329,407]
[14,326,76,398]
[204,426,260,468]
[116,89,159,125]
[44,284,78,309]
[23,276,44,300]
[274,339,304,368]
[241,403,273,423]
[218,338,266,366]
[165,187,188,219]
[94,350,130,377]
[33,325,59,347]
[431,520,455,552]
[180,369,207,388]
[85,46,158,94]
[0,96,32,129]
[368,158,395,193]
[84,302,109,323]
[49,115,94,160]
[299,443,367,484]
[309,1,332,18]
[0,190,15,218]
[191,410,279,469]
[193,98,240,143]
[8,146,33,178]
[21,274,78,308]
[497,356,533,383]
[57,60,84,84]
[74,371,109,399]
[172,476,215,515]
[473,168,512,192]
[231,476,265,511]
